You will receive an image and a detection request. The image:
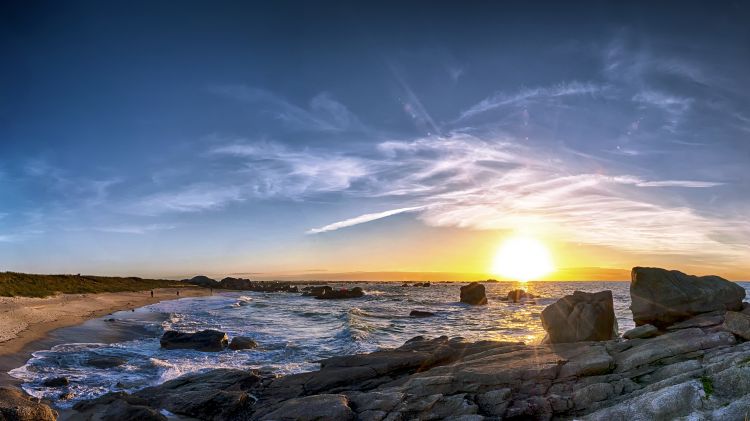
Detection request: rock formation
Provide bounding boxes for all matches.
[460,282,487,305]
[409,310,435,317]
[541,290,618,343]
[160,330,229,352]
[0,387,57,421]
[229,336,258,350]
[630,267,745,327]
[506,289,535,302]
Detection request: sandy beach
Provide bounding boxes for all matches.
[0,287,210,359]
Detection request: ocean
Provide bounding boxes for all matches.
[9,281,750,407]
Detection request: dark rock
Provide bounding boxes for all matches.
[409,310,435,317]
[42,377,69,387]
[86,356,127,369]
[302,286,333,297]
[260,394,355,421]
[630,267,745,328]
[0,387,57,421]
[131,369,261,421]
[541,290,618,343]
[623,324,659,339]
[507,289,535,302]
[401,282,409,287]
[219,277,254,290]
[460,282,487,305]
[72,392,167,421]
[160,329,228,352]
[723,311,750,340]
[229,336,258,350]
[183,275,219,288]
[313,287,365,300]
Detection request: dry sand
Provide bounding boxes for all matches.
[0,287,210,357]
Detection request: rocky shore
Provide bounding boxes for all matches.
[6,267,750,420]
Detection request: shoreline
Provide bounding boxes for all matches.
[0,287,210,386]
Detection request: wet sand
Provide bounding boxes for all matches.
[0,287,210,385]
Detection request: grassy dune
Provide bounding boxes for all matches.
[0,272,187,298]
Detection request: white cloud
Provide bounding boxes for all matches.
[307,206,425,234]
[210,85,364,132]
[132,185,243,215]
[302,133,745,258]
[459,81,604,121]
[94,224,176,234]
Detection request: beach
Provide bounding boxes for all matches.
[0,287,210,385]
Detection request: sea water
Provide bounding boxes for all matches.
[10,281,750,407]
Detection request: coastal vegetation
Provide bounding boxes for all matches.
[0,272,184,298]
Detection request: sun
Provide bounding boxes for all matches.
[491,236,555,281]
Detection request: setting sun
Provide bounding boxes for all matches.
[492,236,555,281]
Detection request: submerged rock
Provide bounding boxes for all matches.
[541,290,618,343]
[630,267,745,328]
[85,356,127,369]
[314,287,365,300]
[0,387,57,421]
[229,336,258,350]
[460,282,487,305]
[160,329,229,352]
[623,324,659,339]
[42,377,69,387]
[409,310,435,317]
[506,289,535,303]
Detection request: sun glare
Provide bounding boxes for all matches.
[492,236,555,281]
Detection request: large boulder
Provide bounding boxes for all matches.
[184,275,219,288]
[260,394,355,421]
[540,290,618,343]
[229,336,258,350]
[219,277,253,290]
[0,387,57,421]
[723,311,750,340]
[160,330,229,352]
[630,267,745,328]
[314,287,365,300]
[507,289,535,303]
[460,282,487,305]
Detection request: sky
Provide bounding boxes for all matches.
[1,1,749,280]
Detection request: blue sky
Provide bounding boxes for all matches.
[1,1,749,278]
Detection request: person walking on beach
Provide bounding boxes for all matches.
[150,290,154,298]
[177,290,180,296]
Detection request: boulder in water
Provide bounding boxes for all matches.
[541,290,618,343]
[229,336,258,350]
[409,310,435,317]
[160,329,229,352]
[507,289,535,303]
[314,287,365,300]
[460,282,487,305]
[86,356,127,369]
[630,267,745,328]
[302,286,333,297]
[42,377,69,387]
[0,387,57,421]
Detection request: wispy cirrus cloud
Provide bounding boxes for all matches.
[458,81,605,121]
[302,133,745,258]
[132,184,243,216]
[210,85,366,133]
[93,224,176,234]
[306,206,425,234]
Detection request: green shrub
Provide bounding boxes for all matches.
[0,272,188,298]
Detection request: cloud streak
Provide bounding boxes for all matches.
[306,206,425,234]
